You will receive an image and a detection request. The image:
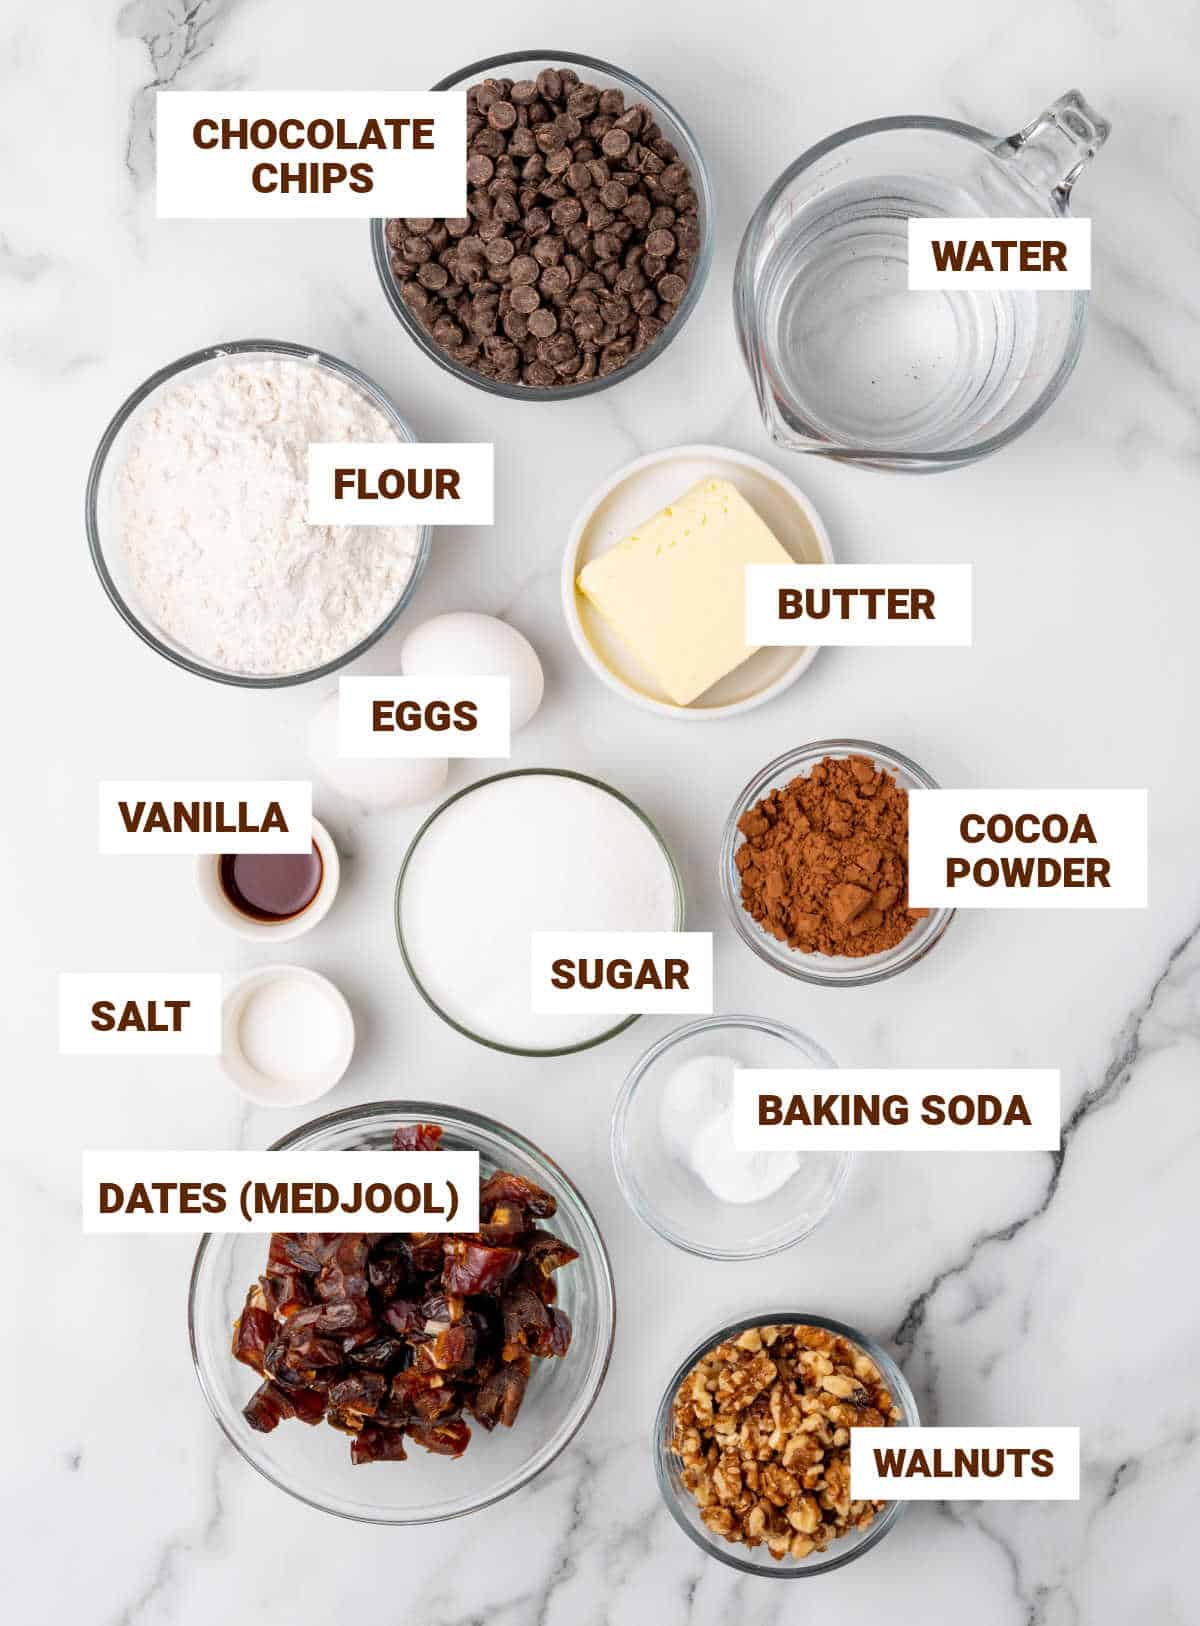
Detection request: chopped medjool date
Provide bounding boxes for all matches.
[469,1357,531,1431]
[351,1424,408,1464]
[409,1420,471,1457]
[478,1171,557,1218]
[232,1295,273,1373]
[234,1123,578,1466]
[392,1123,444,1152]
[443,1239,521,1296]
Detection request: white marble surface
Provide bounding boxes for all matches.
[4,0,1200,1619]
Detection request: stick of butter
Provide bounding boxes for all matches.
[576,477,794,706]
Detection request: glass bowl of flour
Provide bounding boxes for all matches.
[86,339,431,685]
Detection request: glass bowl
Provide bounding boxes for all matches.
[611,1015,850,1259]
[85,338,433,687]
[395,768,685,1058]
[653,1311,918,1576]
[371,50,714,401]
[720,739,954,987]
[188,1100,616,1524]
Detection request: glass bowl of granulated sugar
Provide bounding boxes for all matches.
[86,339,432,687]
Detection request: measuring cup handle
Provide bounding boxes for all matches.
[998,90,1112,205]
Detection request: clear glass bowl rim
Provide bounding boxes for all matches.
[85,337,433,688]
[370,48,715,402]
[733,113,1089,467]
[188,1097,617,1524]
[394,767,686,1057]
[720,737,954,987]
[610,1013,852,1260]
[652,1309,919,1576]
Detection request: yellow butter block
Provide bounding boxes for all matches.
[576,477,793,706]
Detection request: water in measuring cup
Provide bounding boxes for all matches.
[758,176,1039,452]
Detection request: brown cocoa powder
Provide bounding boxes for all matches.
[735,753,928,957]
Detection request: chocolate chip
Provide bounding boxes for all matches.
[600,128,632,159]
[539,264,571,296]
[510,284,541,315]
[509,255,539,285]
[510,79,538,105]
[535,69,562,101]
[527,308,558,338]
[646,228,676,258]
[465,154,494,185]
[485,236,515,266]
[598,88,625,116]
[487,101,517,131]
[656,272,687,303]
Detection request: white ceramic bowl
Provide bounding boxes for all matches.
[220,965,355,1107]
[562,444,834,720]
[196,817,340,943]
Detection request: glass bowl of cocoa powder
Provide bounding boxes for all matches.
[720,740,954,987]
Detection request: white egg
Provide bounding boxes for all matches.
[400,612,544,733]
[308,692,449,810]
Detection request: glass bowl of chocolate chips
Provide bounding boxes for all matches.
[188,1102,615,1523]
[372,51,714,398]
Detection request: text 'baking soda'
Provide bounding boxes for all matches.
[732,1069,1061,1151]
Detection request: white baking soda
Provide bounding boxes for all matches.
[400,773,677,1050]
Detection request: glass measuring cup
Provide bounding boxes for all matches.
[734,91,1111,471]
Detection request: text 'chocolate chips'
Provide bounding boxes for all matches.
[385,65,701,389]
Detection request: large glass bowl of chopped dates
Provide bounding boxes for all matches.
[189,1102,616,1523]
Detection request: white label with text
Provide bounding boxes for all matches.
[156,91,467,219]
[851,1427,1080,1501]
[733,1069,1060,1151]
[907,789,1147,909]
[339,676,510,758]
[530,932,714,1015]
[60,973,223,1056]
[745,564,972,646]
[308,443,493,525]
[81,1151,479,1234]
[908,218,1091,288]
[99,781,312,854]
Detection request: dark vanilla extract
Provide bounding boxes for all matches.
[218,845,323,923]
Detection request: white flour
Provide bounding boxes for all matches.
[116,354,419,676]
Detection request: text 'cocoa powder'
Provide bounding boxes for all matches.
[735,754,928,957]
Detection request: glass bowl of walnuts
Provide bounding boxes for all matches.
[371,51,714,399]
[653,1312,919,1575]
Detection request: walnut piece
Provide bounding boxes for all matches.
[670,1322,901,1562]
